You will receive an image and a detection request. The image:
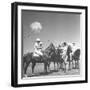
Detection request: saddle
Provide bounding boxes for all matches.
[32,55,43,61]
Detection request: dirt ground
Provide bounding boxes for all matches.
[25,62,80,77]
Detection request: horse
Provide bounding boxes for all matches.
[45,43,59,70]
[72,49,80,69]
[66,45,73,70]
[22,52,32,77]
[57,45,72,72]
[46,43,63,71]
[55,47,64,70]
[22,44,53,77]
[48,44,73,72]
[47,43,68,71]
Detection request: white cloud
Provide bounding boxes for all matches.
[30,21,42,33]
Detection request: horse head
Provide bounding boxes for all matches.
[56,46,63,56]
[42,42,56,58]
[23,52,33,63]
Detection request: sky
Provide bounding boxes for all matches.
[22,10,80,54]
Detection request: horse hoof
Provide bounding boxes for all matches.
[24,74,27,77]
[68,69,71,71]
[31,73,35,76]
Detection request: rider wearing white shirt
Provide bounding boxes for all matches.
[33,38,43,57]
[61,42,68,61]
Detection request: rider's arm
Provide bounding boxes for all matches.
[40,45,43,49]
[34,43,38,50]
[34,43,41,50]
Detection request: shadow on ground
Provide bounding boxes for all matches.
[27,69,60,77]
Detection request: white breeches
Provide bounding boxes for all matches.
[62,54,68,63]
[33,50,43,57]
[61,50,68,63]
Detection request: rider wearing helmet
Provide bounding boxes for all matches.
[33,38,43,57]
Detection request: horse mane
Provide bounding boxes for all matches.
[45,43,55,51]
[23,52,33,57]
[43,43,55,56]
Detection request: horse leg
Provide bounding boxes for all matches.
[22,60,24,78]
[76,60,79,69]
[68,55,71,70]
[59,62,61,69]
[22,61,25,78]
[63,62,66,73]
[24,62,30,77]
[57,62,60,70]
[60,62,63,70]
[47,62,50,72]
[44,62,47,73]
[57,62,58,70]
[54,62,56,70]
[77,60,79,69]
[68,61,71,70]
[72,60,74,69]
[75,61,77,69]
[32,62,36,74]
[59,62,61,70]
[64,63,66,73]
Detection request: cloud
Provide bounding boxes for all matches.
[30,21,42,33]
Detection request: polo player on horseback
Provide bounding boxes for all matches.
[61,42,68,62]
[71,43,80,69]
[70,43,77,61]
[33,38,43,59]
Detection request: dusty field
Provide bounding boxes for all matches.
[25,62,80,77]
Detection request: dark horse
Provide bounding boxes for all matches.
[47,43,63,70]
[56,47,64,70]
[72,49,80,69]
[54,45,72,72]
[46,43,58,70]
[66,45,73,70]
[22,44,54,77]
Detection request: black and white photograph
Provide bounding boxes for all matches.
[22,10,81,78]
[11,2,88,87]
